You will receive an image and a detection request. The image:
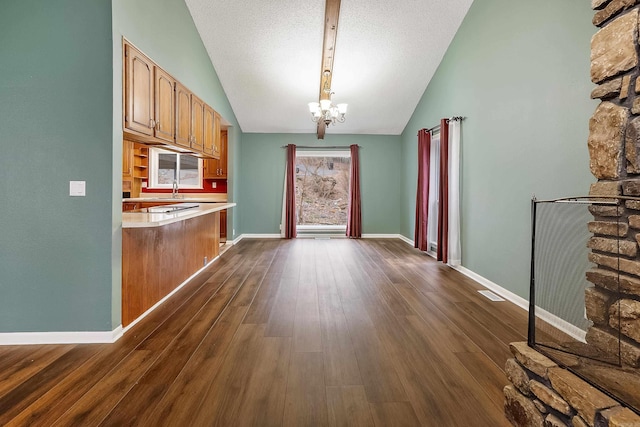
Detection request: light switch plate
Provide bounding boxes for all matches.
[70,180,86,196]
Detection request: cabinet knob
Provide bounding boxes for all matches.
[155,120,160,130]
[149,119,156,129]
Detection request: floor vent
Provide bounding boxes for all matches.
[314,237,331,240]
[478,290,505,302]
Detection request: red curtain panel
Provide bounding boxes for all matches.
[414,129,431,251]
[437,119,449,263]
[346,144,362,238]
[284,144,297,239]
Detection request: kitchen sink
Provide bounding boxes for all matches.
[145,203,199,213]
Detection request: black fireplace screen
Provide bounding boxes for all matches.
[529,196,640,414]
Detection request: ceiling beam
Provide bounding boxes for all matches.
[316,0,341,139]
[319,0,341,101]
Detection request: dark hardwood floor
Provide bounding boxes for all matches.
[0,238,526,426]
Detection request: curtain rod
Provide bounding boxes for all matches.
[422,116,465,134]
[280,145,360,149]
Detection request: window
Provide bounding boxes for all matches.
[148,148,202,189]
[295,150,351,230]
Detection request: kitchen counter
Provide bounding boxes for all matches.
[123,193,227,203]
[122,202,235,228]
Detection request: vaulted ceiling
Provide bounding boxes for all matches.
[184,0,474,136]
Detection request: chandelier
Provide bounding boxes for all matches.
[308,70,347,127]
[307,98,348,126]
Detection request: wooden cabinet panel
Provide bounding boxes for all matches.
[213,112,221,159]
[175,82,191,149]
[123,139,134,178]
[203,104,214,157]
[219,130,227,176]
[122,212,220,326]
[154,68,175,143]
[190,94,204,152]
[124,44,154,136]
[133,143,148,179]
[220,209,227,242]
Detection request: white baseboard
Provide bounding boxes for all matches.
[237,233,282,240]
[451,265,586,342]
[452,265,529,311]
[0,325,123,345]
[397,234,414,246]
[362,234,405,239]
[0,253,223,345]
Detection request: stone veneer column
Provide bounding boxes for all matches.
[505,1,640,426]
[586,0,640,373]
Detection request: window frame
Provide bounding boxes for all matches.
[147,147,203,190]
[294,149,351,232]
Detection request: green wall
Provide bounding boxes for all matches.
[0,0,114,332]
[400,0,597,299]
[112,0,242,243]
[239,134,401,235]
[111,0,242,326]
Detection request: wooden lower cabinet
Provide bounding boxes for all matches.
[220,209,227,242]
[122,212,220,326]
[123,202,139,212]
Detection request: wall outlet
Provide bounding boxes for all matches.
[212,182,217,188]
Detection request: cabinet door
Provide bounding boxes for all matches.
[203,104,214,156]
[154,68,175,143]
[190,95,204,152]
[124,44,154,136]
[203,158,217,179]
[174,82,191,148]
[123,140,134,178]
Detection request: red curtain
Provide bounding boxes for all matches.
[284,144,297,239]
[437,119,449,262]
[346,144,362,238]
[414,129,431,251]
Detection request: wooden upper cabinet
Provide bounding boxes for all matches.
[154,68,175,143]
[175,82,191,149]
[124,44,154,136]
[190,94,204,152]
[203,130,227,178]
[123,40,226,158]
[203,104,214,156]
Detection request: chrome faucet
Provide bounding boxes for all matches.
[172,179,179,198]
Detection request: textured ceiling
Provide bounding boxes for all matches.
[184,0,474,135]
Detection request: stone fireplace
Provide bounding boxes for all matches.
[504,1,640,426]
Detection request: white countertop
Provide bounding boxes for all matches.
[122,202,235,228]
